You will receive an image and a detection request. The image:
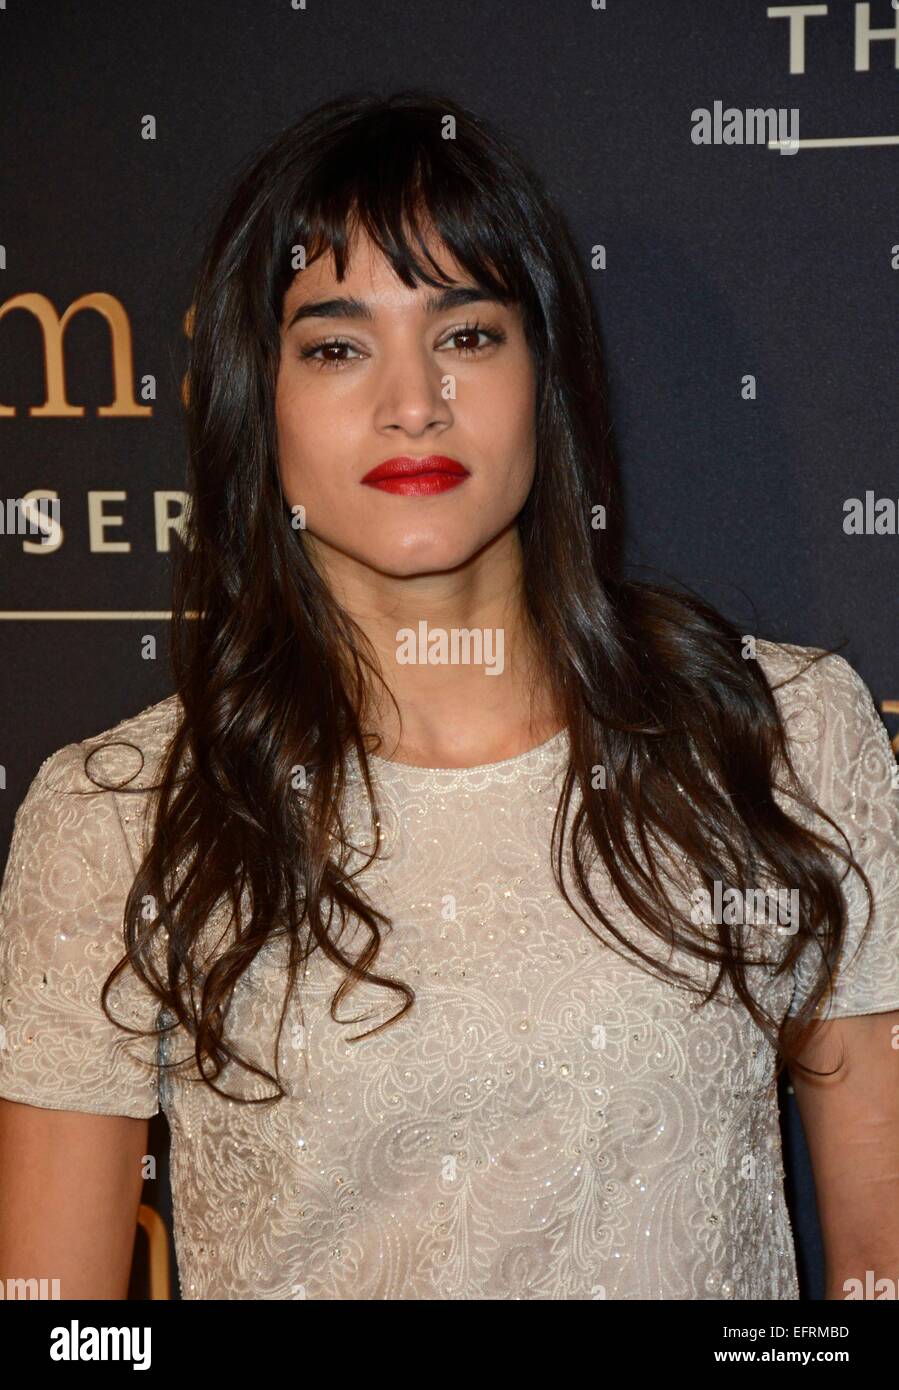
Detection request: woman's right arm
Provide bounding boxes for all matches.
[0,1098,149,1299]
[0,741,163,1300]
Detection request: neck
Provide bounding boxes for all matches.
[309,526,561,767]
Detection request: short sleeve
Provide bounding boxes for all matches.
[784,653,899,1020]
[0,741,161,1117]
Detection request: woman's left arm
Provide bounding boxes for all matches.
[789,1008,899,1300]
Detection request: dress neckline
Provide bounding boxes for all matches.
[364,724,570,778]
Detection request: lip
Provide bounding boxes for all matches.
[361,455,470,495]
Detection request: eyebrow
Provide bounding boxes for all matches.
[284,284,510,330]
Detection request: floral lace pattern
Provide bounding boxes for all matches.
[1,641,897,1299]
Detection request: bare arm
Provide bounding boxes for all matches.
[788,1008,899,1299]
[0,1097,149,1299]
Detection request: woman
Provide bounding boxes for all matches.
[1,90,897,1302]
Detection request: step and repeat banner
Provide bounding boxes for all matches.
[1,0,897,1301]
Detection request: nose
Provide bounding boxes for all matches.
[372,342,454,437]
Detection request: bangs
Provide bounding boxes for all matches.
[276,102,536,316]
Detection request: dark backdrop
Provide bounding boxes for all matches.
[1,0,897,1301]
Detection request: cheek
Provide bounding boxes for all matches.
[274,372,297,471]
[487,370,536,477]
[275,376,332,491]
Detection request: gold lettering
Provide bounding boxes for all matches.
[0,292,152,418]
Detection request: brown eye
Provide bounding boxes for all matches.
[442,322,505,356]
[300,338,362,370]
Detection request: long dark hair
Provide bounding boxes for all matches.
[89,89,868,1101]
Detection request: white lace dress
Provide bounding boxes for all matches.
[1,641,897,1299]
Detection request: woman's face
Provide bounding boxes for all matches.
[275,227,537,580]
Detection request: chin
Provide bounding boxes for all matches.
[364,532,480,578]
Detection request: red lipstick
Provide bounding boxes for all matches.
[360,455,470,496]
